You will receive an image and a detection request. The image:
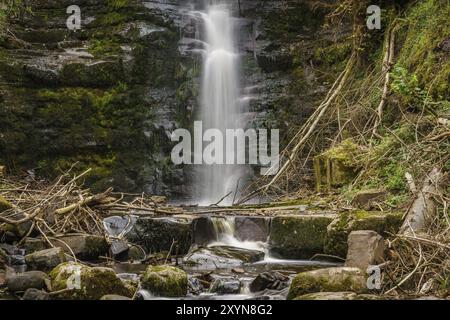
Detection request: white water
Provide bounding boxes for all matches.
[194,4,247,206]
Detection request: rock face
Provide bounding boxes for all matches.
[25,247,66,271]
[345,230,385,270]
[324,210,402,258]
[269,214,336,259]
[126,216,194,254]
[6,271,50,292]
[287,267,368,299]
[183,246,265,270]
[250,271,290,292]
[52,235,109,260]
[234,217,270,242]
[141,265,188,297]
[50,262,133,300]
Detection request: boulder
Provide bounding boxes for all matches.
[234,217,270,242]
[141,265,188,297]
[209,277,241,294]
[50,262,133,300]
[25,247,66,271]
[269,214,335,259]
[183,246,265,270]
[126,216,194,254]
[345,230,385,269]
[6,271,50,292]
[250,271,290,292]
[287,267,368,299]
[324,210,402,258]
[22,288,50,300]
[53,235,109,260]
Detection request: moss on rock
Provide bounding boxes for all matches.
[141,265,187,297]
[50,262,133,300]
[287,267,368,299]
[324,210,403,258]
[269,215,336,259]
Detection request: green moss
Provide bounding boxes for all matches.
[0,195,12,212]
[269,215,335,259]
[141,265,188,297]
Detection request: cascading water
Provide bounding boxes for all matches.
[194,4,247,206]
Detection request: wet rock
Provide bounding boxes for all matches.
[345,230,385,269]
[351,190,387,210]
[210,277,241,294]
[53,235,109,260]
[25,247,66,271]
[22,288,50,300]
[50,262,133,300]
[287,267,368,299]
[234,217,270,242]
[193,216,217,246]
[183,246,265,270]
[6,271,50,292]
[127,216,194,254]
[141,265,188,297]
[324,210,402,258]
[100,294,132,300]
[269,214,335,259]
[250,271,289,292]
[23,238,47,255]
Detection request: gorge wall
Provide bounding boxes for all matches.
[0,0,349,197]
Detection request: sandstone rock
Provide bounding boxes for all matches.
[141,265,188,297]
[209,277,241,294]
[25,247,66,271]
[325,210,402,258]
[269,214,335,259]
[6,271,50,292]
[287,267,368,299]
[234,217,270,242]
[50,262,133,300]
[183,245,265,270]
[53,235,109,260]
[250,271,290,292]
[345,230,385,269]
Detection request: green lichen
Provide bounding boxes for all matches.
[141,265,188,297]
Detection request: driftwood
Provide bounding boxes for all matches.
[400,168,444,235]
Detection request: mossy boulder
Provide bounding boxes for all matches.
[287,267,368,299]
[141,265,188,297]
[324,210,403,258]
[269,214,336,259]
[0,195,12,212]
[49,262,133,300]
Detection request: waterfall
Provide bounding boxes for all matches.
[194,3,247,206]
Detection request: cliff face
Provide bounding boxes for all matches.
[0,0,348,196]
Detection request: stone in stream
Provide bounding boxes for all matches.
[250,271,289,292]
[269,214,336,259]
[126,216,194,254]
[324,210,402,258]
[345,230,385,269]
[25,247,66,271]
[234,217,270,242]
[52,235,109,260]
[209,277,241,294]
[287,267,368,300]
[192,216,217,246]
[6,271,50,292]
[50,262,133,300]
[22,288,50,300]
[141,265,188,297]
[183,246,265,270]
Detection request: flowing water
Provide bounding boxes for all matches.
[194,4,247,206]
